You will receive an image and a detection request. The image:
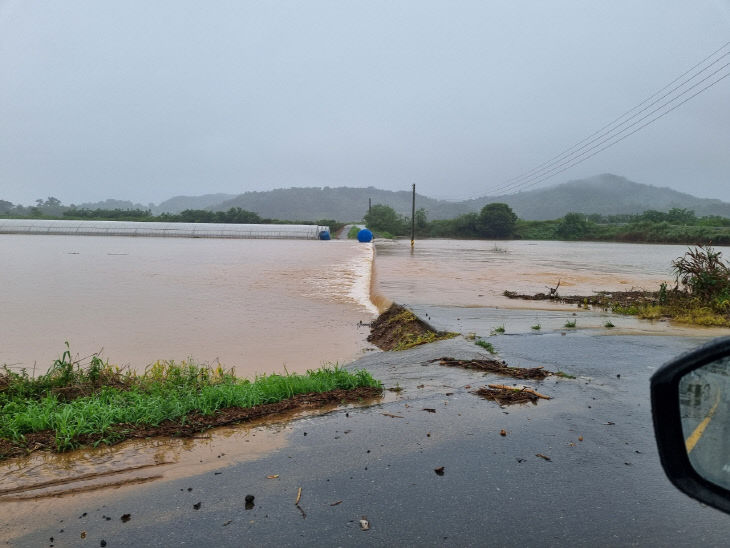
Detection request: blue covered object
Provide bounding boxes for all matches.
[357,228,373,243]
[318,230,331,240]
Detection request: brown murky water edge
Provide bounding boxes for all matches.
[0,235,378,376]
[0,389,389,534]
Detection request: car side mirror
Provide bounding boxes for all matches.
[651,336,730,514]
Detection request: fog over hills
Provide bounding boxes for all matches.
[202,174,730,221]
[64,174,730,222]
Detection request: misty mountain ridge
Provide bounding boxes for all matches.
[30,174,730,222]
[203,174,730,221]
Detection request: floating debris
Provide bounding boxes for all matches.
[437,357,551,380]
[472,385,550,405]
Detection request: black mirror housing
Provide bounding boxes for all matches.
[651,336,730,514]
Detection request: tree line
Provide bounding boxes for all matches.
[362,203,730,245]
[4,195,730,245]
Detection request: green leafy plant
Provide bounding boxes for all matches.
[531,323,541,331]
[564,319,577,328]
[491,325,506,335]
[604,320,615,328]
[672,244,730,305]
[475,340,496,353]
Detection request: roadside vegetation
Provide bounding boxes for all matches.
[603,245,730,326]
[504,245,730,328]
[0,346,381,459]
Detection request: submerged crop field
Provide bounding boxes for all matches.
[0,346,381,460]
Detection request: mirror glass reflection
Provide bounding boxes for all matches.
[679,356,730,490]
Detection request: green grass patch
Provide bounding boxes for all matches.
[347,225,361,239]
[491,325,506,335]
[604,320,615,328]
[475,339,496,353]
[554,371,576,379]
[1,352,381,456]
[531,324,541,331]
[564,319,577,328]
[392,331,457,351]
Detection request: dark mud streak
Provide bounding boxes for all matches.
[502,289,659,307]
[0,475,162,502]
[0,462,170,496]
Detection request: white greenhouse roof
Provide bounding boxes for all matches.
[0,219,329,239]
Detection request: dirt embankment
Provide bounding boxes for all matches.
[367,304,457,351]
[502,289,659,308]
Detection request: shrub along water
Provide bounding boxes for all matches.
[0,349,381,456]
[611,245,730,327]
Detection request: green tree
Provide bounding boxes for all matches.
[666,208,697,225]
[556,212,589,239]
[363,204,406,235]
[478,203,517,238]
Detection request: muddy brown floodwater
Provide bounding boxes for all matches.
[0,235,378,376]
[373,239,730,310]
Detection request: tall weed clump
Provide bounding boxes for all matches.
[672,244,730,312]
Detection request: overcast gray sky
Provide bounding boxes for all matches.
[1,1,728,206]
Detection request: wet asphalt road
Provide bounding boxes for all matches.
[7,308,730,547]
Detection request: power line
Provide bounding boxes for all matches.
[498,69,730,195]
[497,52,730,194]
[494,61,730,194]
[486,42,730,195]
[491,46,730,195]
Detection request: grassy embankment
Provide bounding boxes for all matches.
[505,245,730,328]
[0,346,381,460]
[367,304,458,350]
[616,245,730,327]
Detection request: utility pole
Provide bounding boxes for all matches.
[368,198,371,215]
[410,183,416,248]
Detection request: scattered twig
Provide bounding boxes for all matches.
[295,487,302,505]
[382,413,404,418]
[487,384,551,400]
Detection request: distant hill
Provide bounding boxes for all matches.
[153,193,237,214]
[483,174,730,220]
[204,174,730,222]
[211,187,460,222]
